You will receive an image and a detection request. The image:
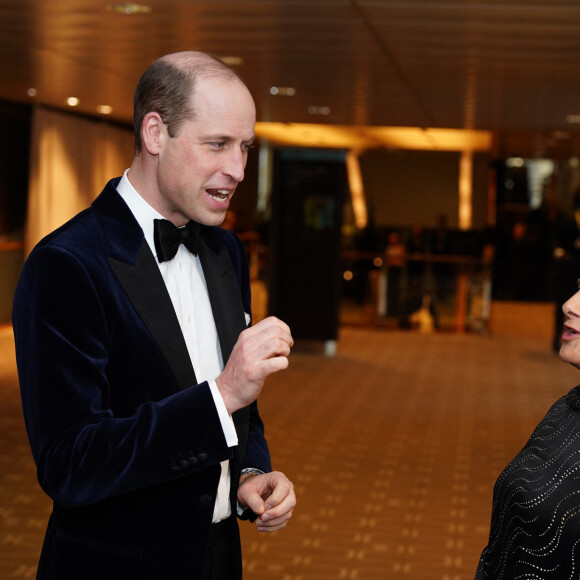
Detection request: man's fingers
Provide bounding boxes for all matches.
[257,511,294,532]
[236,321,292,363]
[254,356,289,380]
[246,316,293,347]
[243,494,267,516]
[257,497,295,531]
[238,471,296,533]
[259,474,296,519]
[263,480,293,509]
[217,316,293,413]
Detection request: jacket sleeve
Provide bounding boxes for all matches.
[12,243,231,507]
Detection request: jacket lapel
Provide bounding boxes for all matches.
[93,180,197,391]
[198,233,247,365]
[108,243,198,391]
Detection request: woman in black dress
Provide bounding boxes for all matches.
[476,280,580,579]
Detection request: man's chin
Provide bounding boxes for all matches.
[194,212,227,228]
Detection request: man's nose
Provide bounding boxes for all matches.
[224,150,246,183]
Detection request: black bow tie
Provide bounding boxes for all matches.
[153,219,200,263]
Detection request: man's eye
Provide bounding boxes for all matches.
[211,142,225,149]
[243,143,255,152]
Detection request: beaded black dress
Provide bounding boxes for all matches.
[475,385,580,579]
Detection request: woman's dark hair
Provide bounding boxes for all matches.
[133,53,242,151]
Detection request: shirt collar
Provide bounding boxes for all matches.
[116,169,163,259]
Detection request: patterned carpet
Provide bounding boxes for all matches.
[1,320,578,579]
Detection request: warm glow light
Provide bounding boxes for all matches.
[255,122,492,152]
[253,123,491,232]
[66,97,80,107]
[506,157,524,167]
[106,3,151,14]
[220,56,243,66]
[343,271,354,281]
[27,88,37,97]
[346,150,368,229]
[458,151,473,230]
[96,105,113,115]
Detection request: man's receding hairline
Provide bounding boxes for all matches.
[158,51,241,84]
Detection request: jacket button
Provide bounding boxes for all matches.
[198,453,208,463]
[179,460,190,470]
[200,494,212,506]
[188,456,198,466]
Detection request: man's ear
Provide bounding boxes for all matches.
[141,112,165,155]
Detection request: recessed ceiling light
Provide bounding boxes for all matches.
[27,88,37,97]
[270,86,295,96]
[506,157,525,168]
[308,106,331,116]
[66,97,80,107]
[97,105,114,115]
[566,114,580,124]
[106,3,151,15]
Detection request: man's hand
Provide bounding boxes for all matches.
[238,471,296,532]
[216,316,293,414]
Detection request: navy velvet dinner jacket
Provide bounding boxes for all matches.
[12,178,272,580]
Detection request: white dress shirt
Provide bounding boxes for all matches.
[117,170,237,522]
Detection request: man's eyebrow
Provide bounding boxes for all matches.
[204,134,255,142]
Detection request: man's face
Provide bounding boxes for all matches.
[154,75,256,227]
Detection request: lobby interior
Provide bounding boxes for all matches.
[3,1,580,578]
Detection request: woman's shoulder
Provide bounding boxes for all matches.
[564,385,580,410]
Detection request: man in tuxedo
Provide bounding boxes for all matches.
[12,51,296,580]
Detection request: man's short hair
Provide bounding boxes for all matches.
[133,52,243,151]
